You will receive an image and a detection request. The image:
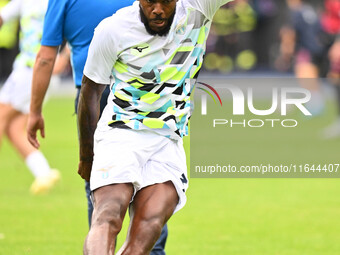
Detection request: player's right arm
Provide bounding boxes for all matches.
[77,17,118,181]
[77,76,106,182]
[27,46,58,148]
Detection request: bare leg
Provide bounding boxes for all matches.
[84,183,134,255]
[5,113,36,158]
[117,181,178,255]
[0,103,20,146]
[4,110,60,194]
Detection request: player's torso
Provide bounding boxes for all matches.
[104,1,212,138]
[114,4,210,87]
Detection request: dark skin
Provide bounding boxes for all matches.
[77,75,105,182]
[78,76,179,255]
[77,3,179,254]
[78,0,178,181]
[139,0,178,34]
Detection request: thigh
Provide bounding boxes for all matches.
[130,181,178,223]
[91,183,134,222]
[0,103,20,122]
[5,113,35,158]
[0,103,21,136]
[6,112,28,134]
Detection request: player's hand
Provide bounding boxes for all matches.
[27,112,45,149]
[78,160,93,182]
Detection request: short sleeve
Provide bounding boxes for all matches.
[83,18,118,85]
[186,0,233,20]
[41,0,65,46]
[1,0,22,22]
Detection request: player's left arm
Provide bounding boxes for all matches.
[187,0,234,20]
[77,75,106,182]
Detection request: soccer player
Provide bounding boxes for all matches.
[0,0,60,194]
[78,0,233,254]
[27,0,168,253]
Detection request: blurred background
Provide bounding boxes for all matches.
[1,0,338,77]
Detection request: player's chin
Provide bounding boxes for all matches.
[149,20,168,32]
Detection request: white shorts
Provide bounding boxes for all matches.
[0,66,33,114]
[90,128,188,214]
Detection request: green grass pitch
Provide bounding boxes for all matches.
[0,96,339,254]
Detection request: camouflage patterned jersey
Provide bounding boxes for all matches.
[84,0,232,140]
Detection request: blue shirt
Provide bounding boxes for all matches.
[41,0,135,87]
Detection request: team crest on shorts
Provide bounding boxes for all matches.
[97,168,110,179]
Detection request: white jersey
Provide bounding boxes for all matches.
[0,0,48,68]
[84,0,232,140]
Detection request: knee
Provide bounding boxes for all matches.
[140,217,164,240]
[91,204,125,235]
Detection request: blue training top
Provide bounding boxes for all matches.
[41,0,135,87]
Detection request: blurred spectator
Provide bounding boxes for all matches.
[276,0,331,116]
[204,0,280,73]
[252,0,280,68]
[204,0,258,73]
[321,0,340,138]
[276,0,340,138]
